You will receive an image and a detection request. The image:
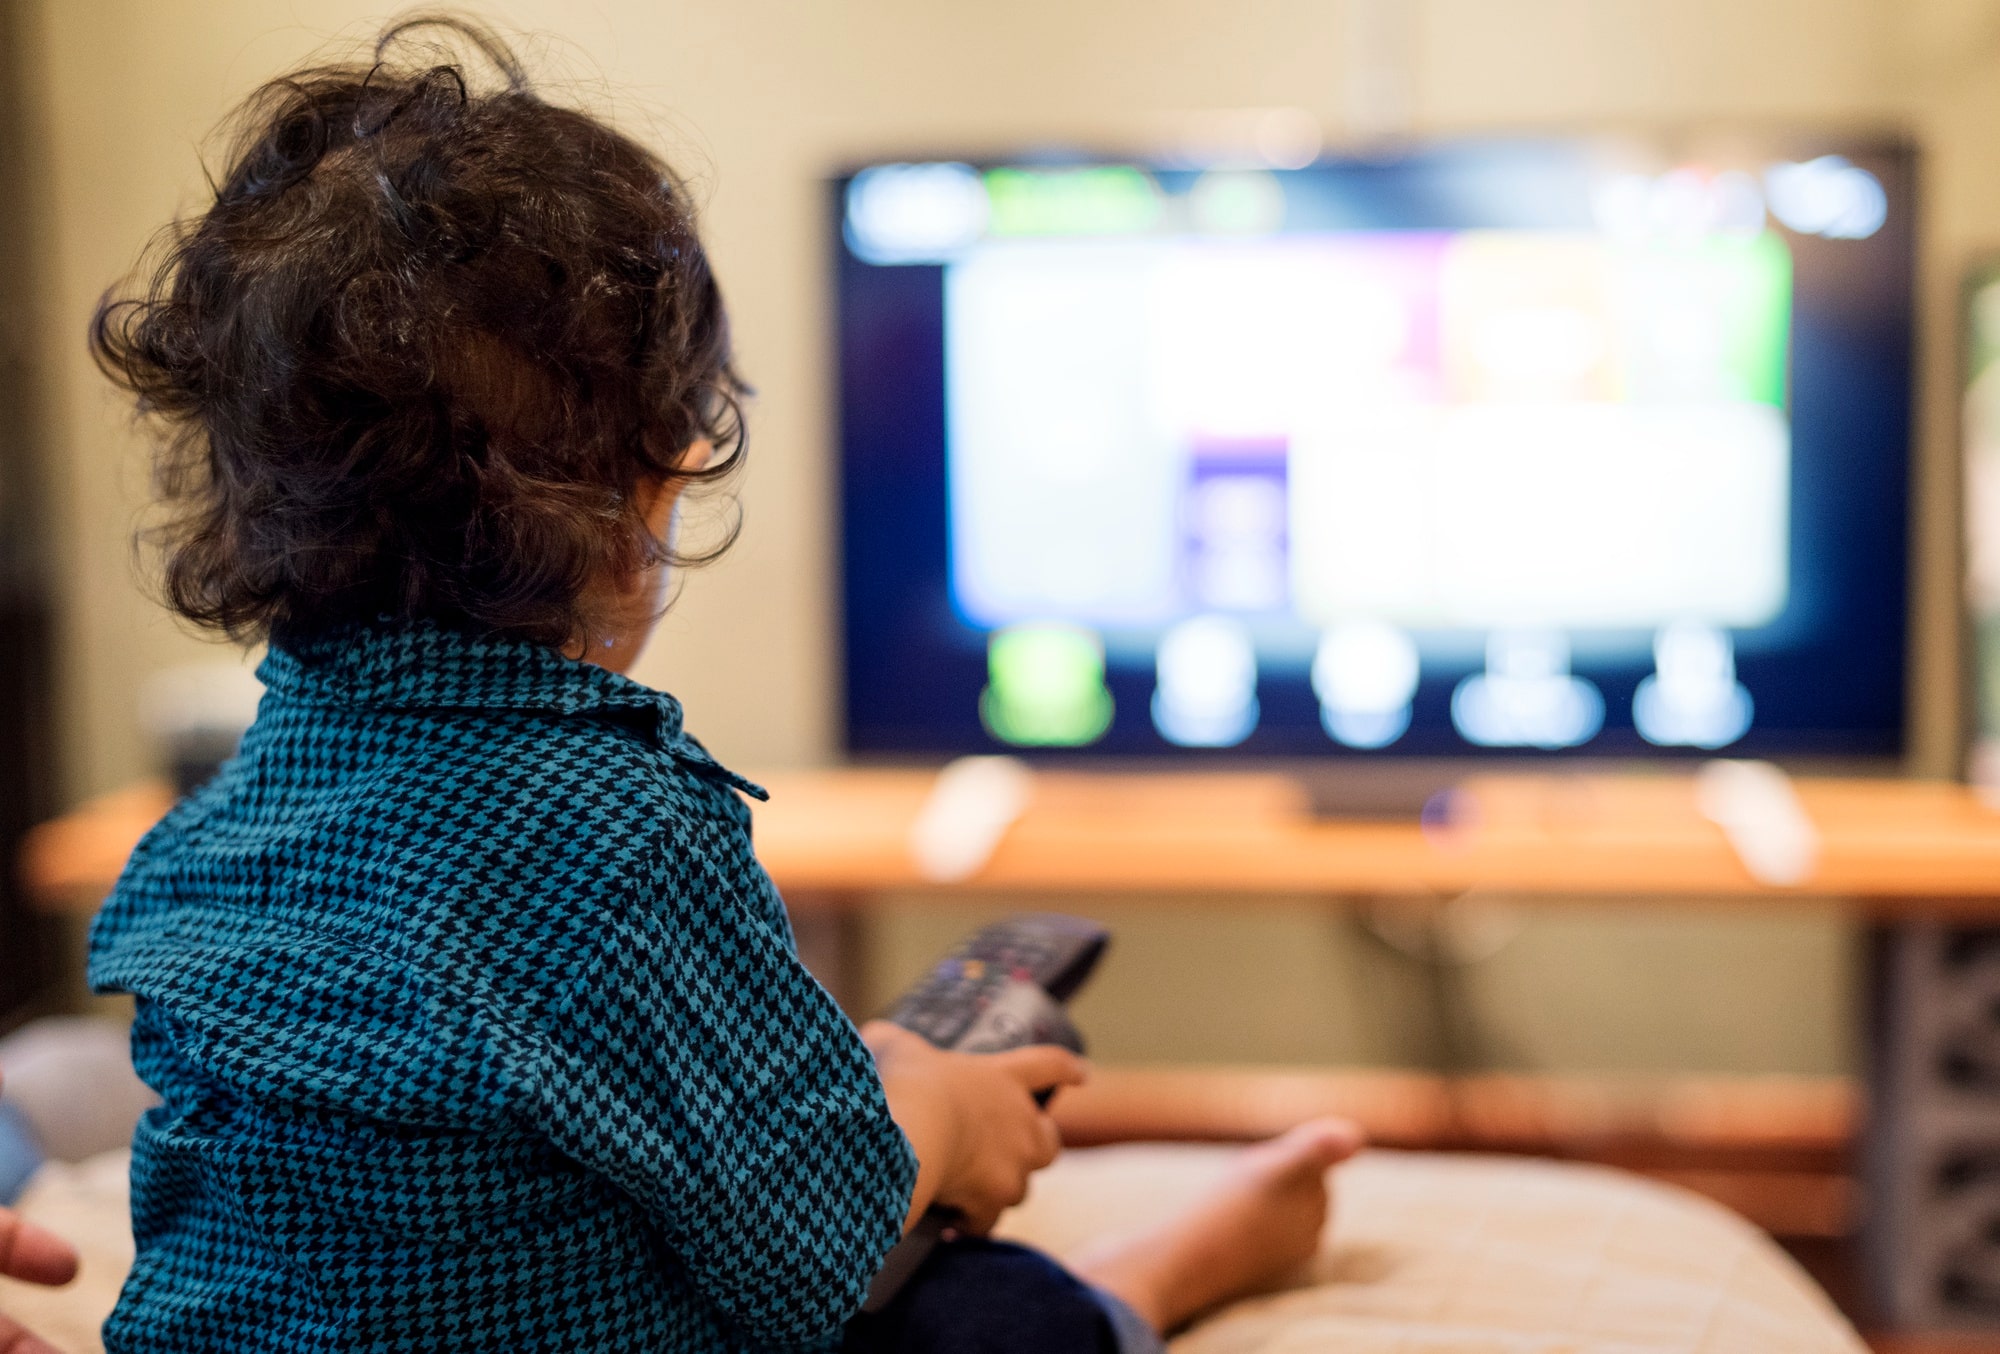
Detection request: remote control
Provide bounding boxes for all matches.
[882,911,1106,1049]
[859,914,1110,1312]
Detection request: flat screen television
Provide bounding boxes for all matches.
[834,138,1914,764]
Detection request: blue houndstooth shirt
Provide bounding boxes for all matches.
[88,621,918,1352]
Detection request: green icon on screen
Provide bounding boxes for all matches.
[1623,233,1792,406]
[980,623,1115,747]
[1694,233,1792,407]
[982,166,1163,238]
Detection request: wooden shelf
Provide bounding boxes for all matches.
[754,768,2000,904]
[20,780,175,912]
[23,769,2000,914]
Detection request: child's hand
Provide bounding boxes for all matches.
[0,1071,79,1354]
[863,1021,1087,1235]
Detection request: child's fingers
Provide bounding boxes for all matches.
[1032,1111,1062,1168]
[0,1311,64,1354]
[0,1208,78,1288]
[858,1020,929,1061]
[992,1045,1087,1095]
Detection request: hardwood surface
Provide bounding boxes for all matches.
[20,780,174,911]
[757,768,2000,901]
[23,769,2000,914]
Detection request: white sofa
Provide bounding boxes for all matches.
[3,1142,1865,1354]
[0,1019,1865,1353]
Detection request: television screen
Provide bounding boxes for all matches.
[835,140,1913,760]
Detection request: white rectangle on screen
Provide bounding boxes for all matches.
[1290,402,1789,629]
[946,243,1181,628]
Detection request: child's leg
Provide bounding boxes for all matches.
[1071,1119,1361,1333]
[843,1119,1361,1352]
[843,1236,1160,1354]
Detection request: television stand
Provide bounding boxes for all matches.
[1292,760,1482,820]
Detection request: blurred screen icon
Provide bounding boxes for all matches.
[1152,615,1259,747]
[980,623,1114,748]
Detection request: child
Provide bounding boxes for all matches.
[87,18,1360,1352]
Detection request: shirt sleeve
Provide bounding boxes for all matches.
[538,843,917,1349]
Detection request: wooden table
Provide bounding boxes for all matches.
[26,768,2000,909]
[21,767,2000,1332]
[746,768,2000,902]
[34,767,2000,1000]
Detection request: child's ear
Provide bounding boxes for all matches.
[636,440,712,541]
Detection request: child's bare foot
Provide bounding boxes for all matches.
[1070,1118,1364,1334]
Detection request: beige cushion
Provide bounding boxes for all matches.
[1,1148,1864,1353]
[997,1146,1866,1354]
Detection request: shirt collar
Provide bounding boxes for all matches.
[257,620,766,799]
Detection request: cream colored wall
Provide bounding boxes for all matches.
[22,0,1920,793]
[18,0,1988,1071]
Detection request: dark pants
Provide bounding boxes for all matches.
[842,1238,1160,1354]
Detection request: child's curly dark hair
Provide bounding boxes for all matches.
[91,14,746,650]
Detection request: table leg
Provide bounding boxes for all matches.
[786,891,870,1016]
[1865,917,2000,1330]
